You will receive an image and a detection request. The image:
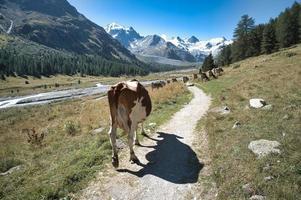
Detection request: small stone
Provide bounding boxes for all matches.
[250,195,266,200]
[90,127,104,135]
[263,164,271,172]
[248,139,281,158]
[221,106,231,115]
[242,183,254,195]
[262,104,272,110]
[264,176,273,181]
[0,165,22,176]
[116,139,127,150]
[148,123,157,128]
[282,114,289,120]
[186,82,194,87]
[232,121,241,129]
[282,132,286,137]
[249,98,266,108]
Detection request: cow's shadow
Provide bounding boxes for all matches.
[117,132,204,184]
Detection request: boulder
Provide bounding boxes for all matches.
[250,195,266,200]
[248,139,281,158]
[0,165,22,176]
[262,104,272,110]
[232,121,241,129]
[249,99,266,108]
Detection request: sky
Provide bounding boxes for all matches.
[67,0,298,40]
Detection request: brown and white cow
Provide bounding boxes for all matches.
[182,76,189,83]
[200,72,209,82]
[107,79,152,168]
[151,81,166,90]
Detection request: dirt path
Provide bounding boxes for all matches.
[80,86,217,200]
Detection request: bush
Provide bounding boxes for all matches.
[22,128,45,146]
[54,83,60,87]
[25,81,29,84]
[64,121,80,136]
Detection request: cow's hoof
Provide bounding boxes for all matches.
[130,155,139,164]
[141,131,148,136]
[112,156,119,168]
[134,140,141,146]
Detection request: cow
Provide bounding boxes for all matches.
[151,81,165,90]
[200,72,209,82]
[193,73,198,80]
[172,78,177,82]
[213,67,224,76]
[182,76,189,83]
[208,70,217,79]
[107,80,152,168]
[166,79,171,84]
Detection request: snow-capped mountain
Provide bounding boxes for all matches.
[105,22,232,64]
[105,22,142,47]
[129,35,196,62]
[164,36,233,61]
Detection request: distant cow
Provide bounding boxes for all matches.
[107,80,152,168]
[213,67,224,76]
[151,81,166,90]
[208,70,217,79]
[200,72,209,82]
[193,73,198,80]
[172,78,177,82]
[166,79,171,84]
[182,76,189,83]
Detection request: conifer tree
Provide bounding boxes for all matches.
[261,20,277,54]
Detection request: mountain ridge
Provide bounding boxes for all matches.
[105,22,233,63]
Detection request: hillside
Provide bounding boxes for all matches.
[0,0,138,62]
[196,44,301,199]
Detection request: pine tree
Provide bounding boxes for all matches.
[290,2,301,44]
[201,53,215,72]
[232,15,255,61]
[261,20,277,54]
[276,9,293,48]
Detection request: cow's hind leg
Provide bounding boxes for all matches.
[134,130,140,146]
[128,123,139,163]
[108,123,119,168]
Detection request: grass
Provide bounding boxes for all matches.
[0,82,191,200]
[195,44,301,199]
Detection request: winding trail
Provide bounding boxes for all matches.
[80,86,217,200]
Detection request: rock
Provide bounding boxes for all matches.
[282,114,289,120]
[232,121,241,129]
[248,139,281,158]
[186,82,194,87]
[90,127,104,135]
[282,132,286,137]
[262,104,272,110]
[250,195,266,200]
[0,165,22,176]
[264,176,273,181]
[148,123,157,128]
[242,183,254,195]
[221,106,231,115]
[263,164,271,172]
[249,99,266,108]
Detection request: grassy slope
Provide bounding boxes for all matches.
[0,83,192,199]
[195,45,301,199]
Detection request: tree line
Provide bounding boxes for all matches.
[204,2,301,69]
[0,46,151,79]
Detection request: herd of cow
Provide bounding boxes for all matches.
[107,67,224,168]
[150,67,224,90]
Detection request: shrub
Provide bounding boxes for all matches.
[22,128,45,146]
[25,81,29,84]
[55,83,60,87]
[64,121,80,136]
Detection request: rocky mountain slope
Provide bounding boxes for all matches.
[0,0,139,63]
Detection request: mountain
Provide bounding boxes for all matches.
[129,35,196,62]
[105,22,143,47]
[105,22,232,64]
[167,36,233,62]
[0,0,139,63]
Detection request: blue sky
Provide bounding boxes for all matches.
[68,0,298,40]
